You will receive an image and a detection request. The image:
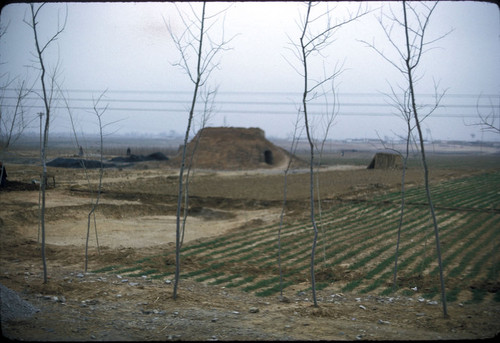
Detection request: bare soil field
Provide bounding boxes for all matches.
[1,147,500,341]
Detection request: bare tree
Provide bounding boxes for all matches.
[376,86,417,291]
[59,87,102,269]
[59,86,120,273]
[25,3,67,283]
[166,1,234,299]
[180,85,217,249]
[83,92,109,273]
[0,21,36,185]
[360,1,452,317]
[314,73,341,263]
[278,110,303,298]
[0,80,33,150]
[0,80,33,188]
[287,1,369,307]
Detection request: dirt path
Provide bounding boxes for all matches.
[1,261,497,341]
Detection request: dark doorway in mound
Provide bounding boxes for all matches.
[264,150,273,164]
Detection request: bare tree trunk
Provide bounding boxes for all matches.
[393,121,411,291]
[378,87,415,292]
[315,80,339,263]
[40,123,48,283]
[27,3,66,283]
[173,2,207,299]
[302,69,319,308]
[411,95,448,316]
[278,112,302,297]
[58,85,105,271]
[174,86,198,299]
[180,87,217,249]
[401,1,448,317]
[291,1,368,307]
[167,1,233,300]
[360,1,450,317]
[37,112,43,244]
[85,93,107,273]
[297,4,320,307]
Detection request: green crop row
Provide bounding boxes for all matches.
[373,171,500,210]
[92,171,499,303]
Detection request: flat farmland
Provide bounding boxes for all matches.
[1,146,499,341]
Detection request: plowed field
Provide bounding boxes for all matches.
[1,151,499,341]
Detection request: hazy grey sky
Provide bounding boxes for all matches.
[1,1,499,142]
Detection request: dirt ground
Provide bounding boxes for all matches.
[1,155,500,341]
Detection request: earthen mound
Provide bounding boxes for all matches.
[367,152,402,169]
[170,127,304,170]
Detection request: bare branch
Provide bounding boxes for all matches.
[166,3,236,87]
[466,93,500,134]
[1,80,34,149]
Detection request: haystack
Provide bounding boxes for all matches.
[367,152,402,169]
[171,127,304,170]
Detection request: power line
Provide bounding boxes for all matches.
[0,103,486,118]
[2,88,497,120]
[4,88,500,99]
[2,95,498,109]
